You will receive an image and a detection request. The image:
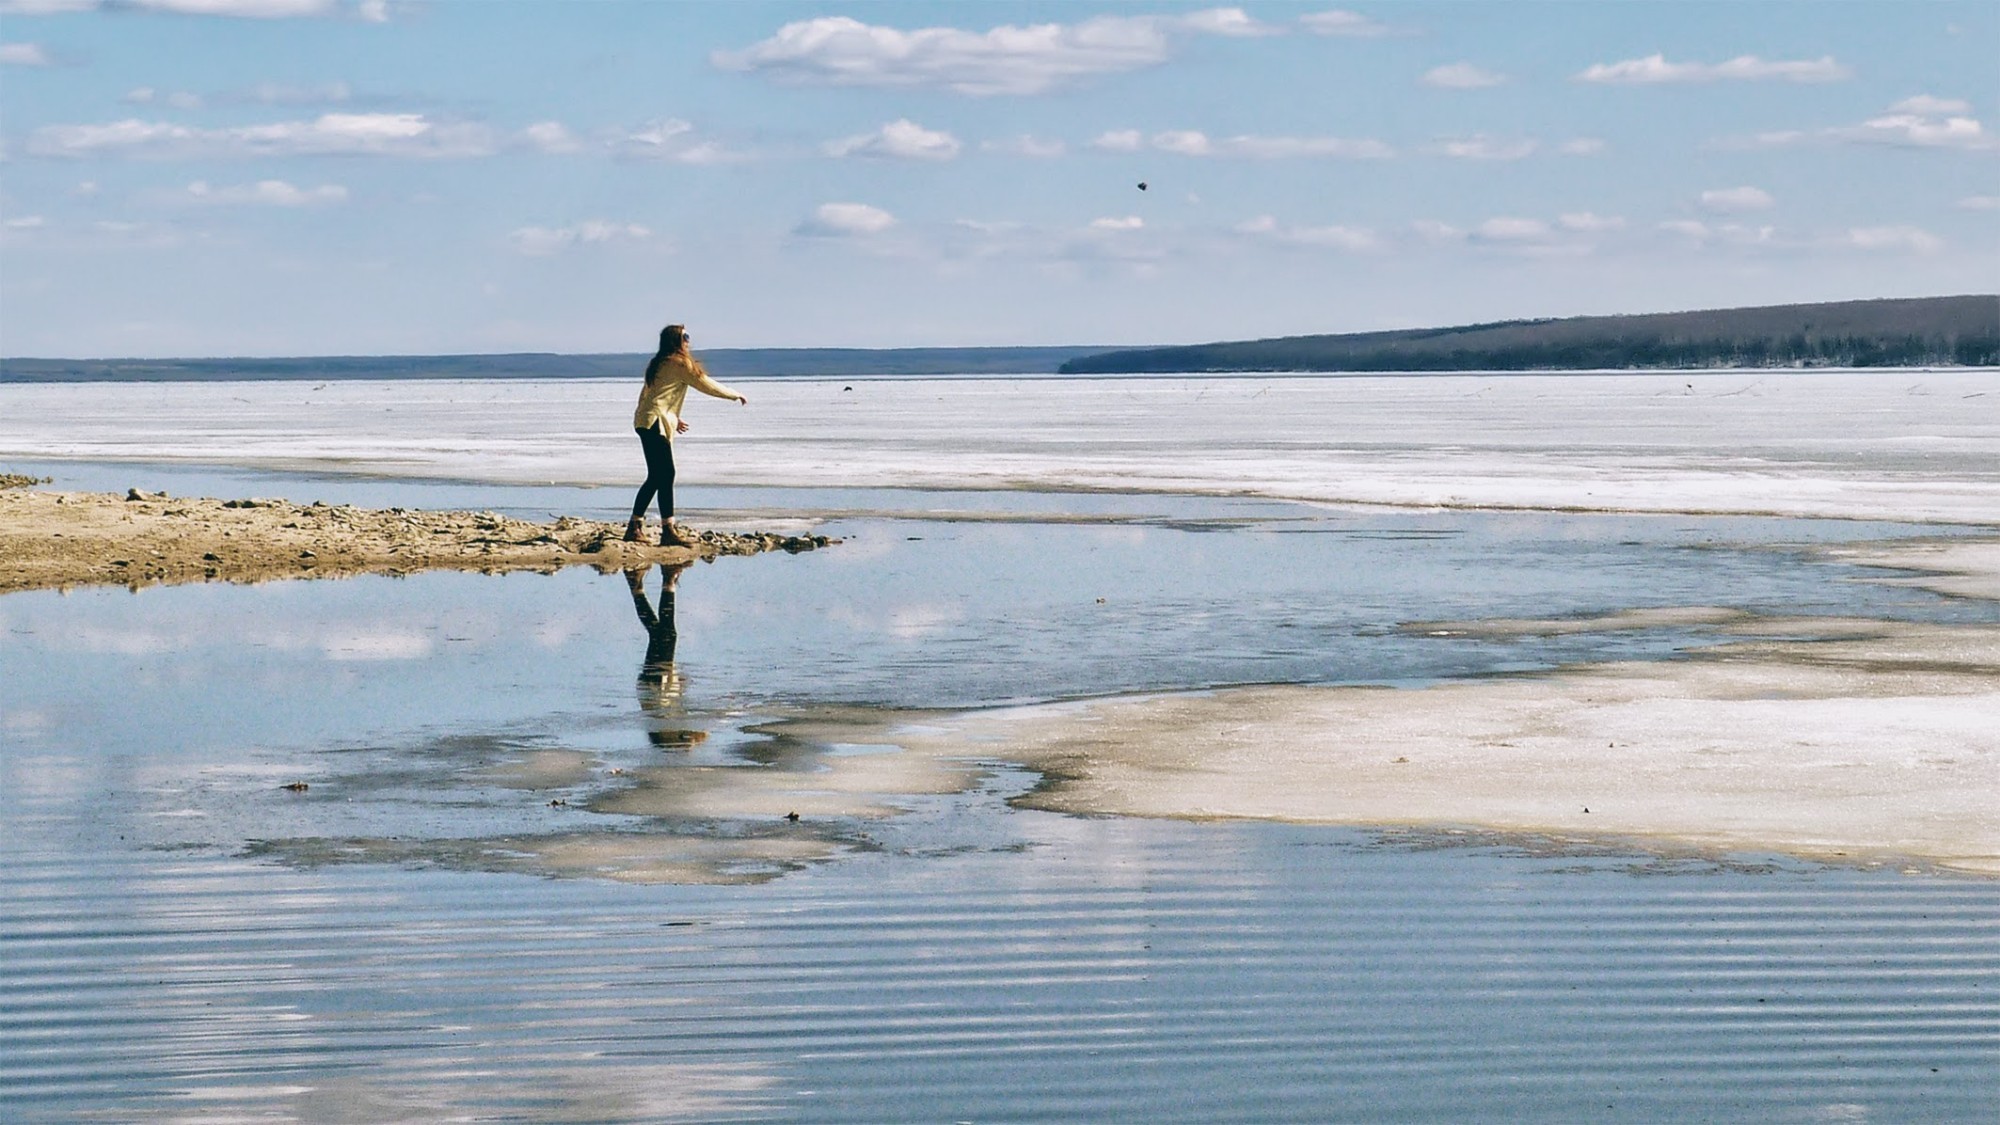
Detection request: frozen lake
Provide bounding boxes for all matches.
[3,371,1998,1121]
[5,369,1998,523]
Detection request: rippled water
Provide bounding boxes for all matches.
[4,465,1998,1120]
[8,814,1998,1121]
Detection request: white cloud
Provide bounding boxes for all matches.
[981,134,1066,158]
[1957,195,2000,211]
[0,0,393,18]
[1558,137,1607,155]
[1434,136,1537,160]
[1411,219,1464,244]
[1179,7,1279,37]
[1152,130,1214,156]
[186,178,348,206]
[1399,214,1621,255]
[4,215,47,229]
[27,112,496,158]
[521,121,582,154]
[1833,101,1991,150]
[1145,129,1392,159]
[1657,219,1777,247]
[1289,225,1379,251]
[1700,185,1774,212]
[508,219,652,256]
[1576,53,1851,84]
[1237,215,1381,252]
[1557,211,1626,232]
[1889,95,1972,115]
[1841,225,1943,253]
[606,119,741,164]
[714,9,1268,96]
[239,80,353,105]
[1422,62,1505,89]
[796,201,897,237]
[1089,215,1144,231]
[1092,129,1145,152]
[1299,9,1393,37]
[825,118,961,161]
[1225,134,1392,159]
[1474,216,1552,242]
[1,42,52,67]
[1726,97,1994,152]
[123,86,205,109]
[135,0,339,14]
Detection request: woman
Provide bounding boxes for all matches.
[625,323,747,547]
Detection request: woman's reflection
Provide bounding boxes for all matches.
[626,563,706,749]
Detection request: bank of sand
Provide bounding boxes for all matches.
[0,485,831,594]
[587,537,1997,878]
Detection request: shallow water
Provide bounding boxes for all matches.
[10,811,1998,1122]
[5,461,1999,1119]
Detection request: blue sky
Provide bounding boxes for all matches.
[1,1,1994,356]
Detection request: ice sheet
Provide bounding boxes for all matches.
[5,370,1997,523]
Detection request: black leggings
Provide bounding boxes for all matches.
[630,425,676,522]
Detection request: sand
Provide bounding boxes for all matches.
[0,485,832,594]
[701,537,1997,876]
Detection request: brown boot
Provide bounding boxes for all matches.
[622,516,645,542]
[660,522,694,548]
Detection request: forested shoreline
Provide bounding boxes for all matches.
[1059,295,2000,374]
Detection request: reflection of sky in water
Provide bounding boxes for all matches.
[5,493,1990,758]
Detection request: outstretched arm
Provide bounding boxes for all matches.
[685,360,748,405]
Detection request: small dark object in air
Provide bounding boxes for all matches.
[785,811,800,823]
[281,782,309,792]
[1137,181,1148,191]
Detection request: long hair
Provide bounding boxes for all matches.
[643,324,687,383]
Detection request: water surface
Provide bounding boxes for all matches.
[4,470,1998,1121]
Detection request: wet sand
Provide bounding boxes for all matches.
[802,537,1998,875]
[0,485,832,593]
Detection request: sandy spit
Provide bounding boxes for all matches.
[786,538,2000,876]
[882,624,2000,875]
[0,486,833,594]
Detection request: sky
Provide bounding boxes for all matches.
[0,1,1995,357]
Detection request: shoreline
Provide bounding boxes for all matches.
[0,486,832,594]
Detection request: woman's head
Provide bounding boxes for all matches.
[644,324,688,382]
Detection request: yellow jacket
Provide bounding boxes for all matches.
[632,353,741,436]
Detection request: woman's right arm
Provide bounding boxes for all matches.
[684,359,748,405]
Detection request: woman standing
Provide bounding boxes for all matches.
[625,323,747,547]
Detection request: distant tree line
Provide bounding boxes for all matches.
[1060,295,2000,374]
